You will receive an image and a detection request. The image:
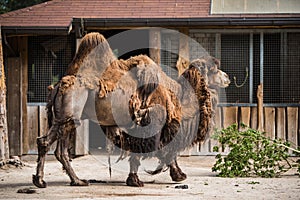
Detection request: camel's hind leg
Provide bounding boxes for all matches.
[126,155,144,187]
[169,159,187,182]
[54,121,89,186]
[33,126,58,188]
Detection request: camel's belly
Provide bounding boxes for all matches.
[95,88,134,126]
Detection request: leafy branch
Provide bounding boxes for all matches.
[212,124,300,178]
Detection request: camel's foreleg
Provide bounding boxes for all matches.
[33,126,58,188]
[54,121,89,186]
[126,155,144,187]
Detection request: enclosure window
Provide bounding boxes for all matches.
[284,33,300,103]
[162,30,300,105]
[161,32,179,79]
[263,33,281,103]
[28,35,75,103]
[220,34,250,103]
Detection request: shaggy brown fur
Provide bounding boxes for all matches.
[33,32,213,189]
[180,66,212,144]
[97,55,157,98]
[66,33,112,75]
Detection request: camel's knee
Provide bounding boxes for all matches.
[37,137,50,154]
[37,136,48,147]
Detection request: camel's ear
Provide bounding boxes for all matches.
[207,57,219,72]
[191,59,208,76]
[212,57,220,68]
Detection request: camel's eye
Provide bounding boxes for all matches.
[209,66,219,74]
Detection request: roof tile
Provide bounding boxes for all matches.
[0,0,299,29]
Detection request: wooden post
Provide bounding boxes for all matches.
[149,28,161,65]
[7,57,22,156]
[19,36,28,154]
[276,107,286,140]
[240,107,251,131]
[176,28,189,76]
[287,107,298,149]
[264,107,276,139]
[222,107,238,128]
[0,27,9,162]
[257,84,264,132]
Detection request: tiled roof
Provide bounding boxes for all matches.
[0,0,211,27]
[0,0,299,31]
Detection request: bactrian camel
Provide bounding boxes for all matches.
[33,32,230,188]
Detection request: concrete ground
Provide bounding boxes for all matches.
[0,154,299,200]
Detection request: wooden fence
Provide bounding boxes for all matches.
[186,106,299,155]
[25,105,299,156]
[26,105,89,155]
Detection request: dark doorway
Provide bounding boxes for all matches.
[88,29,150,153]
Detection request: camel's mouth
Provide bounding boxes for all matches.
[221,79,231,88]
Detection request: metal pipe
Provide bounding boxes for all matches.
[260,32,264,84]
[249,33,254,104]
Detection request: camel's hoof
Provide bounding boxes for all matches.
[126,173,144,187]
[32,174,47,188]
[70,179,89,186]
[170,168,187,182]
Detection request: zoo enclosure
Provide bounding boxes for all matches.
[7,28,300,155]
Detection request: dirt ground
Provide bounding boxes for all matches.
[0,154,299,200]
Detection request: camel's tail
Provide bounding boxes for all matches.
[145,162,168,175]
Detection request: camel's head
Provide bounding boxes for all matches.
[189,56,230,88]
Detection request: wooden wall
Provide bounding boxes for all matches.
[6,36,28,156]
[189,106,299,155]
[26,105,89,155]
[16,105,300,156]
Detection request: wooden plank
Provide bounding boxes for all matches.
[180,117,199,156]
[20,36,29,154]
[222,106,238,153]
[222,106,238,128]
[287,107,298,149]
[0,27,9,160]
[276,107,286,141]
[257,84,264,132]
[199,139,209,154]
[240,107,251,130]
[264,107,276,139]
[74,119,89,156]
[210,107,222,152]
[38,105,56,153]
[7,57,22,156]
[38,106,48,137]
[27,106,39,154]
[149,29,161,65]
[250,107,257,129]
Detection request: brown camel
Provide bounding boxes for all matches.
[32,32,229,188]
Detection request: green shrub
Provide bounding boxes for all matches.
[212,124,300,178]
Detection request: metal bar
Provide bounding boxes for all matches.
[218,103,300,107]
[260,32,264,83]
[283,32,288,101]
[215,33,221,59]
[249,33,254,103]
[27,102,47,106]
[189,29,300,34]
[280,32,284,102]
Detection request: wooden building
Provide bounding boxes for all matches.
[0,0,300,156]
